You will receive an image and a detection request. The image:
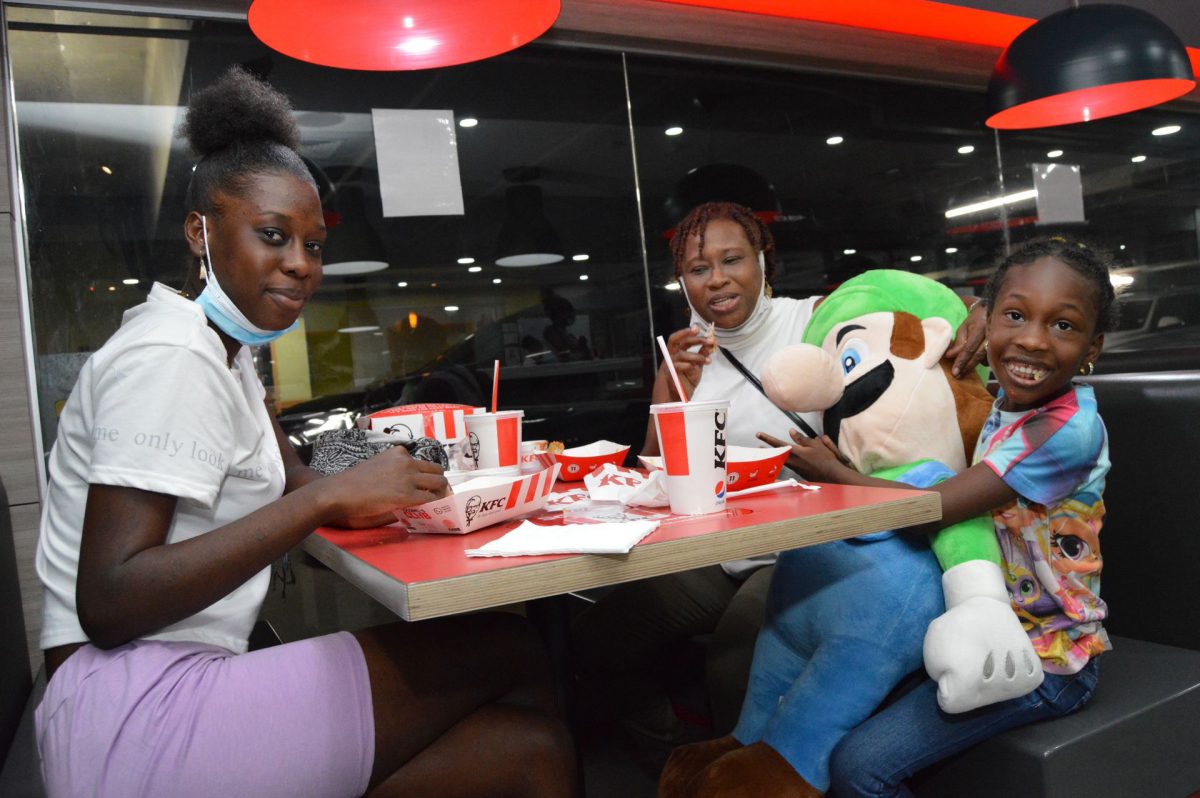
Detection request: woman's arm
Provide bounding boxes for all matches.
[642,325,715,455]
[76,444,447,648]
[758,429,1016,531]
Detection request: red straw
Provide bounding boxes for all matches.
[656,335,689,402]
[491,359,500,412]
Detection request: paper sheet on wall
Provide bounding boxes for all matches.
[1033,162,1085,225]
[371,109,465,217]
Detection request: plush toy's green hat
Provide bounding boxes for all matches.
[803,269,968,347]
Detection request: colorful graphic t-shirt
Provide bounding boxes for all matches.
[973,383,1110,674]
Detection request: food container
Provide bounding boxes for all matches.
[554,440,631,482]
[639,444,790,491]
[361,403,479,444]
[398,463,561,534]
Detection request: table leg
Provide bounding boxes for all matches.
[526,594,588,797]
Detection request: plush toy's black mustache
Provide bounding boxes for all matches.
[824,360,895,447]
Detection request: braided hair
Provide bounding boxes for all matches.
[180,65,314,216]
[982,237,1119,334]
[670,202,777,285]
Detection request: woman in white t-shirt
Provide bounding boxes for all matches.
[33,66,575,798]
[571,202,987,771]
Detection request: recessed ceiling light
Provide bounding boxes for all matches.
[1046,149,1064,158]
[492,278,502,284]
[1110,273,1134,288]
[1131,154,1147,163]
[459,117,478,128]
[664,282,680,291]
[910,255,922,262]
[322,260,388,276]
[396,281,408,288]
[843,248,857,255]
[945,247,958,254]
[579,274,589,281]
[337,325,380,334]
[457,257,475,264]
[957,145,975,154]
[826,136,844,146]
[107,285,116,291]
[100,165,113,175]
[665,126,683,136]
[1119,244,1126,250]
[468,266,482,273]
[444,305,459,312]
[572,254,589,262]
[1152,124,1181,136]
[121,278,139,285]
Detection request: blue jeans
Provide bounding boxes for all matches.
[828,657,1100,798]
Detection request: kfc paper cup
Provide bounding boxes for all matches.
[464,410,524,470]
[520,439,553,475]
[649,399,730,515]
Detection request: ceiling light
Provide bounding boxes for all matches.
[579,274,589,281]
[986,5,1194,129]
[492,278,502,284]
[468,266,482,273]
[121,278,139,285]
[572,254,589,262]
[910,255,923,262]
[100,165,113,175]
[444,305,459,312]
[337,325,381,334]
[843,248,857,255]
[457,257,475,264]
[322,261,388,276]
[495,182,564,267]
[248,0,561,71]
[665,282,680,291]
[397,281,408,288]
[1152,124,1182,136]
[1046,149,1064,158]
[1119,245,1127,250]
[945,188,1038,218]
[826,136,844,145]
[665,126,684,136]
[459,117,478,128]
[1131,154,1147,163]
[945,247,958,254]
[957,145,975,154]
[107,285,116,292]
[1110,273,1134,288]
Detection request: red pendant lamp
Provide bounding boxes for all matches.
[248,0,561,71]
[986,3,1195,130]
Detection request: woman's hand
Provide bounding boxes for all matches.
[323,446,450,528]
[947,300,988,378]
[654,325,716,402]
[758,430,856,484]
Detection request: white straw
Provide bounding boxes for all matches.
[656,335,689,402]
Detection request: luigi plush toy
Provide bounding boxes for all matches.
[660,270,1042,797]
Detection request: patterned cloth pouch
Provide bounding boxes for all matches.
[309,428,448,475]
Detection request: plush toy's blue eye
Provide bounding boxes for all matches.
[841,348,863,374]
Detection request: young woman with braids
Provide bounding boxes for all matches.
[33,66,576,798]
[571,202,988,774]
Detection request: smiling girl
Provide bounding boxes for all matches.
[778,237,1117,797]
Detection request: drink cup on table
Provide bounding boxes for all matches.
[649,398,730,515]
[463,410,524,470]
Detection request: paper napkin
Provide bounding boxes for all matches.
[465,519,660,558]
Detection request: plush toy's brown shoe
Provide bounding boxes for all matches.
[688,741,822,798]
[657,735,743,798]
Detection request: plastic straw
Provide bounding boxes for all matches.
[491,359,500,412]
[656,335,689,402]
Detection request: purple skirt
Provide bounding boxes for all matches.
[35,632,374,798]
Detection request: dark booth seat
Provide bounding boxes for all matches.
[915,366,1200,798]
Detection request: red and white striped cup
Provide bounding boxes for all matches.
[649,399,730,515]
[463,410,524,470]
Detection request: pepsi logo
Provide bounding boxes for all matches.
[714,480,726,499]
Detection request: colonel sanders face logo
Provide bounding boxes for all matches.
[465,495,482,525]
[383,422,414,439]
[468,432,481,466]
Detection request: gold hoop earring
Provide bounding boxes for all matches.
[1079,361,1094,376]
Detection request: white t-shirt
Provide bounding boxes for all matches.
[36,284,286,654]
[689,294,824,578]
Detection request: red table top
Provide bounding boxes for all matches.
[304,479,940,621]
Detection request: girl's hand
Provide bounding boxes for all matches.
[323,446,449,527]
[658,325,715,401]
[948,300,988,378]
[758,430,855,484]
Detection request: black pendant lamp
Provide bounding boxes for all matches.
[986,3,1195,130]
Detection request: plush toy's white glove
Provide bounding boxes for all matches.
[923,559,1044,713]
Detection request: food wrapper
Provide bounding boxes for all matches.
[583,463,670,507]
[398,463,561,534]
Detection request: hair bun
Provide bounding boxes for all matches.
[180,65,301,157]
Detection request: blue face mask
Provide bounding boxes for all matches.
[194,215,299,346]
